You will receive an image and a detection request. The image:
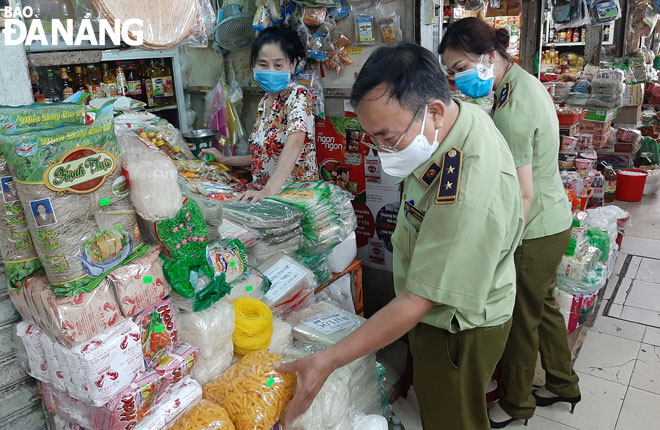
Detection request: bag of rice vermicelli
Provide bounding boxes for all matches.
[0,101,142,296]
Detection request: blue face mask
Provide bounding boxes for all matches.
[453,55,495,99]
[253,69,291,94]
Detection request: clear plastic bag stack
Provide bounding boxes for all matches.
[177,300,235,386]
[286,300,365,346]
[588,69,626,109]
[224,267,271,302]
[259,255,317,317]
[219,219,260,248]
[202,351,297,430]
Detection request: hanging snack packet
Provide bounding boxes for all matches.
[355,15,376,45]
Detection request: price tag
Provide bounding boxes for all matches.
[346,47,363,55]
[99,198,110,207]
[246,285,254,292]
[154,325,164,333]
[266,377,275,387]
[143,276,153,284]
[302,311,360,335]
[264,260,307,302]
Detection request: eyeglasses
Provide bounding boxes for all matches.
[361,104,425,153]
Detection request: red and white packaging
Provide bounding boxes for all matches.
[135,299,179,366]
[42,277,124,347]
[109,246,171,318]
[98,370,162,430]
[153,342,199,401]
[40,335,68,392]
[140,378,202,430]
[16,321,49,382]
[8,284,35,323]
[65,319,145,406]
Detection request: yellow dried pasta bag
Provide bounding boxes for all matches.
[170,399,235,430]
[203,351,297,430]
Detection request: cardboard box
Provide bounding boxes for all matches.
[622,83,645,107]
[579,120,611,135]
[597,144,615,153]
[354,184,401,271]
[560,123,580,137]
[591,131,612,149]
[584,108,618,122]
[614,142,641,154]
[598,153,635,168]
[614,105,642,125]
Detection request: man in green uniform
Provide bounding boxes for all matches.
[277,42,524,430]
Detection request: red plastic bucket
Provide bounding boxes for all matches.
[615,169,649,202]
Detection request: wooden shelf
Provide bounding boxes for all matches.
[543,42,586,47]
[145,105,177,113]
[315,259,364,317]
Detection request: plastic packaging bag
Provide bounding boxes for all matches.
[249,235,302,267]
[202,351,297,430]
[315,274,355,313]
[225,266,271,301]
[0,103,142,296]
[351,414,388,430]
[268,318,293,354]
[177,300,235,386]
[108,245,171,317]
[377,14,402,43]
[588,0,621,25]
[155,198,209,260]
[287,300,365,346]
[137,378,202,430]
[170,399,235,430]
[164,253,231,312]
[135,299,179,367]
[297,251,332,284]
[259,255,317,317]
[303,7,328,26]
[327,231,357,272]
[154,342,199,400]
[222,199,304,229]
[219,219,260,248]
[206,239,249,283]
[0,102,86,135]
[355,15,376,45]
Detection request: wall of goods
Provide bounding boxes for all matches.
[0,93,393,429]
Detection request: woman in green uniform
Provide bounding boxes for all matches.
[439,18,581,428]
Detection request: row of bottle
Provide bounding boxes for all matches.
[31,59,175,108]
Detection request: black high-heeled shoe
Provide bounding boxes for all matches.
[489,417,528,429]
[533,391,581,413]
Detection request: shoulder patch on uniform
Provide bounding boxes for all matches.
[420,161,442,187]
[436,147,462,205]
[497,82,511,111]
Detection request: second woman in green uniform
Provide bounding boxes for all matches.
[439,17,581,428]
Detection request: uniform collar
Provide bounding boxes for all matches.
[495,63,520,95]
[411,99,469,185]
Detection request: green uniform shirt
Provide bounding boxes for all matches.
[392,100,524,333]
[492,64,572,240]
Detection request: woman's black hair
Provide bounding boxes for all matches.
[251,24,307,67]
[438,17,511,60]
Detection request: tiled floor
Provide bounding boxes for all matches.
[392,193,660,430]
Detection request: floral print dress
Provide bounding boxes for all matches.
[249,84,319,185]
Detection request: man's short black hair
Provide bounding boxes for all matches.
[351,41,451,115]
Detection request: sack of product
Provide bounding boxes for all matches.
[248,234,302,267]
[164,253,231,312]
[287,300,365,347]
[58,319,145,406]
[170,398,235,430]
[108,245,171,317]
[23,275,124,346]
[202,351,297,430]
[315,274,356,314]
[225,266,270,301]
[137,377,202,430]
[259,255,317,317]
[135,299,179,367]
[206,238,249,283]
[327,231,357,273]
[0,102,142,296]
[155,198,209,260]
[0,102,87,135]
[0,157,43,289]
[177,300,235,386]
[222,199,304,229]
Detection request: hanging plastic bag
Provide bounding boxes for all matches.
[205,81,230,138]
[376,13,403,44]
[587,0,622,25]
[355,15,376,45]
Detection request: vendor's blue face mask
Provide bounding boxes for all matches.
[253,69,291,94]
[453,55,495,99]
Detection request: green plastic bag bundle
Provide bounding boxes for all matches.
[588,227,610,263]
[637,136,660,165]
[155,198,208,260]
[297,251,332,284]
[0,102,142,296]
[0,99,87,136]
[163,254,231,312]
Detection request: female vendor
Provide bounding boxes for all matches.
[200,24,318,201]
[439,18,581,428]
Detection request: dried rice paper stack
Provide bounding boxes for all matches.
[92,0,199,50]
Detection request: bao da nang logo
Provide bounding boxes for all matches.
[2,6,143,46]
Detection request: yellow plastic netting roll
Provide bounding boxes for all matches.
[170,399,235,430]
[232,297,273,356]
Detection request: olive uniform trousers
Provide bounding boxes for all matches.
[410,318,512,430]
[498,228,581,419]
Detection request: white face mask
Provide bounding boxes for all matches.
[378,105,440,178]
